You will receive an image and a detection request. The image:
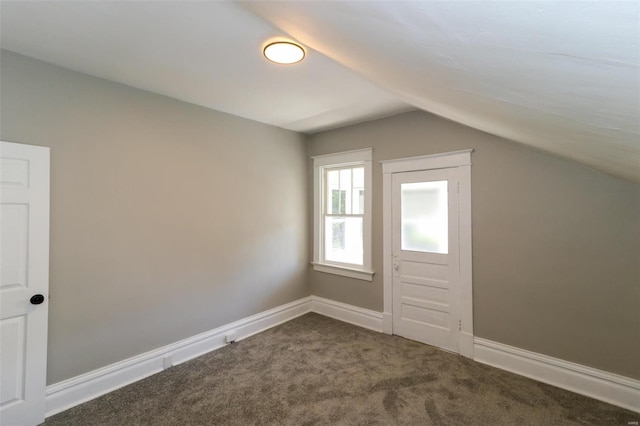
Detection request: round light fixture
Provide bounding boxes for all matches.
[263,41,305,64]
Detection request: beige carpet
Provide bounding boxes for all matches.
[45,313,637,425]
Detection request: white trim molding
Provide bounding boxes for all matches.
[311,296,383,332]
[380,149,473,174]
[311,148,373,166]
[474,338,640,413]
[381,313,393,335]
[45,296,383,418]
[312,148,373,281]
[381,149,474,359]
[46,297,313,417]
[311,263,374,281]
[44,296,640,418]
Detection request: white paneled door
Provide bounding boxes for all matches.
[392,167,460,353]
[0,141,50,426]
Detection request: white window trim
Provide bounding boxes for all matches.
[312,148,374,281]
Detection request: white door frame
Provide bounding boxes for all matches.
[381,149,473,358]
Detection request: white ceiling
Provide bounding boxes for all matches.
[0,1,412,133]
[1,1,638,182]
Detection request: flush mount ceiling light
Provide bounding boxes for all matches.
[263,41,305,64]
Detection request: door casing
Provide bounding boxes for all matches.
[382,149,473,358]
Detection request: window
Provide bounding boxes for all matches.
[324,166,364,265]
[312,148,373,281]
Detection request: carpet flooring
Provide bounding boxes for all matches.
[45,313,637,425]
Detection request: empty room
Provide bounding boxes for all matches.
[0,1,638,425]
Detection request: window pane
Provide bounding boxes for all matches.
[332,190,346,215]
[352,167,364,214]
[352,167,364,187]
[324,216,363,265]
[340,169,352,214]
[355,190,364,215]
[326,169,342,214]
[401,181,448,253]
[331,220,345,250]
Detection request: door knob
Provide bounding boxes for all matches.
[394,263,400,272]
[30,294,45,305]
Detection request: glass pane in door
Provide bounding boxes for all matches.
[401,181,448,253]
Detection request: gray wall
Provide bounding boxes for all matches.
[309,111,640,379]
[2,49,638,385]
[0,51,310,384]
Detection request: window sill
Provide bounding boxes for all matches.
[311,262,375,281]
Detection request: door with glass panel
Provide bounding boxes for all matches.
[392,167,460,353]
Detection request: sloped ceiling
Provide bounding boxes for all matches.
[1,1,638,181]
[0,1,412,133]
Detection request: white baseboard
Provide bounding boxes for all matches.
[474,337,640,413]
[45,297,640,418]
[45,297,313,417]
[310,296,383,332]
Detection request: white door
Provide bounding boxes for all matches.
[0,141,50,426]
[392,167,460,353]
